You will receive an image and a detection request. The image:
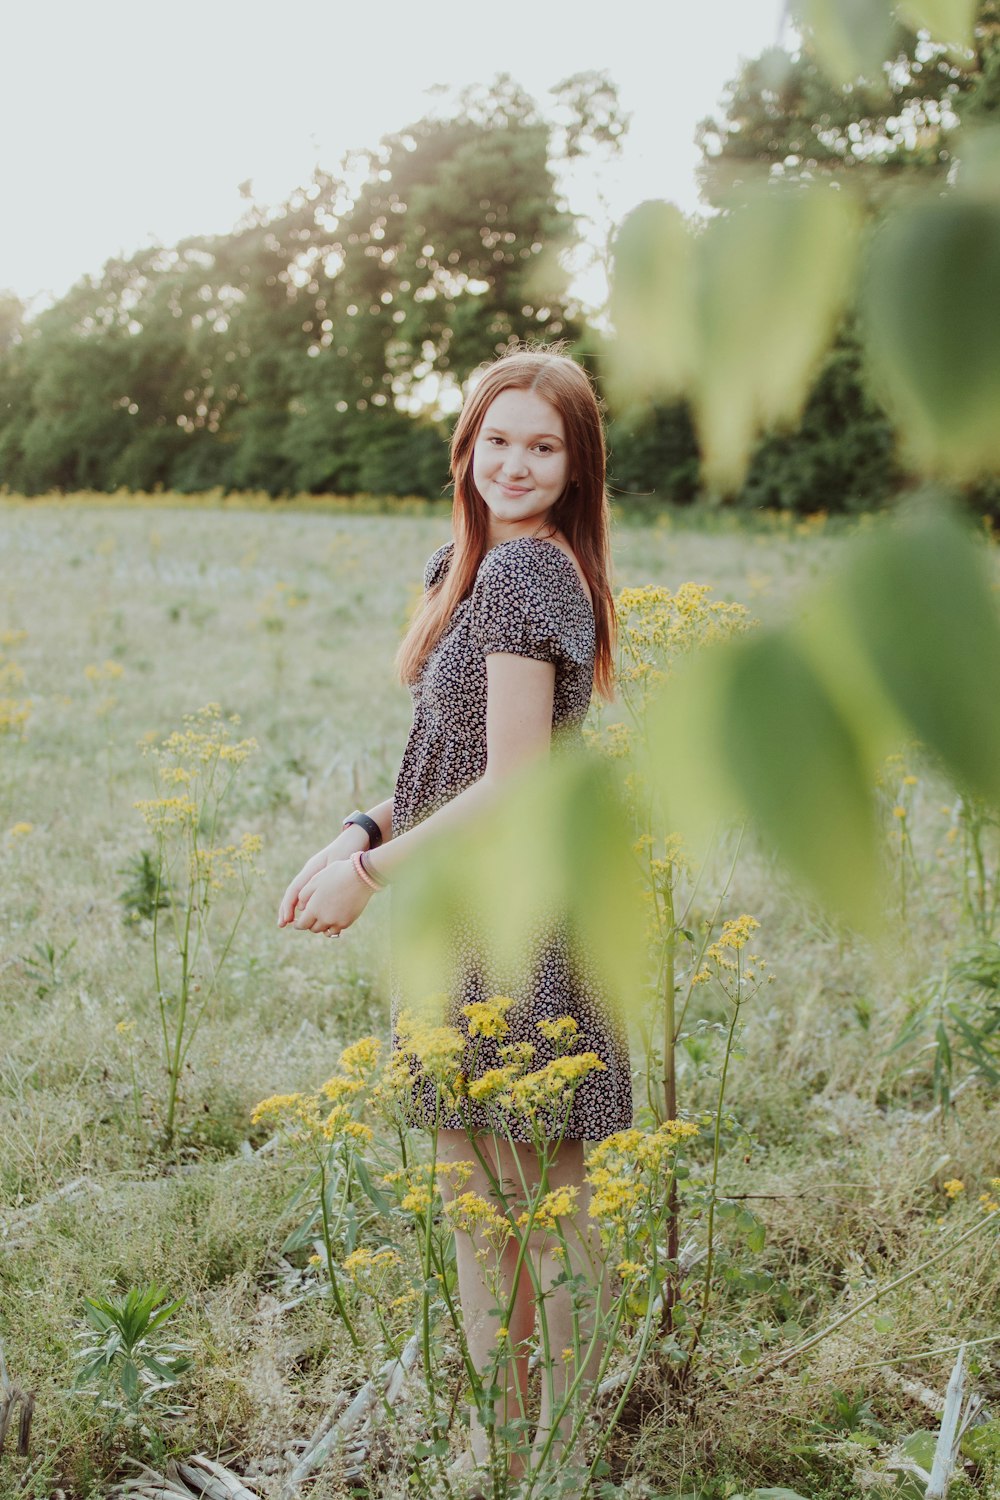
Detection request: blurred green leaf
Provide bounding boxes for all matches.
[839,500,1000,803]
[715,630,881,926]
[391,750,647,1024]
[648,623,882,928]
[956,125,1000,200]
[861,199,1000,478]
[609,201,696,400]
[896,0,976,47]
[694,184,860,490]
[792,0,895,85]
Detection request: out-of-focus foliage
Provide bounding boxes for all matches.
[697,2,999,206]
[612,181,862,489]
[612,0,1000,497]
[391,749,647,1015]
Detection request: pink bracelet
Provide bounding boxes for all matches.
[351,850,386,893]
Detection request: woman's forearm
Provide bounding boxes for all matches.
[363,778,499,884]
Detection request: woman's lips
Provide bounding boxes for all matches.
[497,482,531,496]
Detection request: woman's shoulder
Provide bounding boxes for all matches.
[477,536,592,609]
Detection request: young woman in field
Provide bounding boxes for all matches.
[277,347,632,1491]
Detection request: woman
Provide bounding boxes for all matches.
[278,346,633,1489]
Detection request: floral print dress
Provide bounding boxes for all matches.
[389,537,634,1142]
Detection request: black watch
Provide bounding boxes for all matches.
[342,810,383,849]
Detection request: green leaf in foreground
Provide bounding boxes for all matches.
[862,197,1000,478]
[839,500,1000,804]
[896,0,977,48]
[792,0,895,85]
[716,630,881,927]
[390,749,647,1019]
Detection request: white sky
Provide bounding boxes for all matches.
[1,0,788,314]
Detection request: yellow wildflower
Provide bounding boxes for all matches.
[588,1176,642,1224]
[504,1053,606,1114]
[468,1065,522,1102]
[617,1260,645,1280]
[536,1016,580,1047]
[462,996,516,1039]
[7,821,33,839]
[342,1247,402,1283]
[518,1185,578,1230]
[892,806,907,820]
[395,1009,464,1081]
[943,1179,965,1199]
[338,1036,382,1079]
[445,1192,511,1238]
[321,1075,366,1104]
[115,1019,136,1035]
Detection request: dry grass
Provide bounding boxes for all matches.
[0,496,997,1499]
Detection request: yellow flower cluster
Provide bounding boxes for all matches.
[251,1073,374,1148]
[0,648,31,737]
[338,1036,382,1079]
[978,1177,1000,1215]
[504,1053,606,1116]
[517,1184,579,1231]
[6,821,33,841]
[468,1065,523,1102]
[943,1178,965,1199]
[445,1191,511,1238]
[191,833,263,889]
[616,583,753,690]
[342,1246,402,1285]
[704,915,762,974]
[584,720,634,760]
[586,1120,699,1225]
[143,703,257,768]
[133,794,199,831]
[395,1009,464,1082]
[462,995,516,1039]
[536,1016,579,1048]
[384,1159,474,1214]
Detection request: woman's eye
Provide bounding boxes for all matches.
[536,444,552,454]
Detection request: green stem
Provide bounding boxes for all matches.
[318,1160,361,1349]
[683,971,744,1369]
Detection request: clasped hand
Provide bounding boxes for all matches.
[277,843,372,937]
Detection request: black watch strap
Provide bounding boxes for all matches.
[342,810,383,849]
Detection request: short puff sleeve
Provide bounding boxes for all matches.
[423,542,454,592]
[470,540,579,665]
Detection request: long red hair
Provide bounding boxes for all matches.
[396,347,617,700]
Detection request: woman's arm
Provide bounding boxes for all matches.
[289,654,555,932]
[368,655,554,882]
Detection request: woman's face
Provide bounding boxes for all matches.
[472,387,570,541]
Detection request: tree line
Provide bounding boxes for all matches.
[0,32,997,514]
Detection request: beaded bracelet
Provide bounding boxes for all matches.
[351,850,387,893]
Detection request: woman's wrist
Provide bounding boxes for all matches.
[325,825,369,859]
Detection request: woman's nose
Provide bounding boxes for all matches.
[502,449,529,476]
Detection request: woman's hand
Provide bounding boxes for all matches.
[278,827,374,927]
[289,859,373,937]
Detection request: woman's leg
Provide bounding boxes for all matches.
[507,1140,608,1480]
[436,1127,536,1467]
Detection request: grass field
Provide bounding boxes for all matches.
[0,496,997,1500]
